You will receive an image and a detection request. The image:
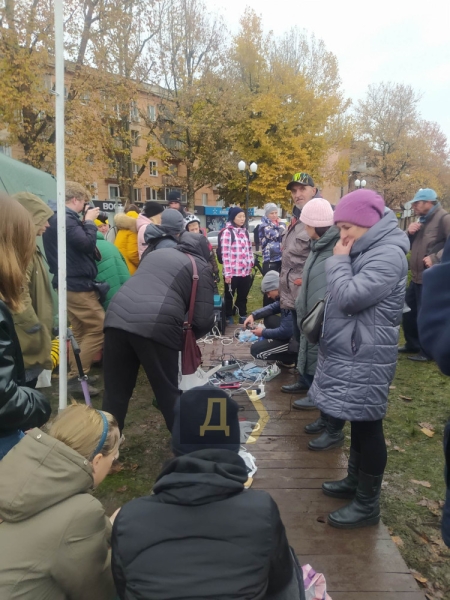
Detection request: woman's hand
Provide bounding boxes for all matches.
[243,315,254,328]
[225,277,232,285]
[333,239,354,255]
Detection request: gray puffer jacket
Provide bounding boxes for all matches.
[309,211,409,421]
[295,227,340,377]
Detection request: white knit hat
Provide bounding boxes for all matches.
[300,198,334,228]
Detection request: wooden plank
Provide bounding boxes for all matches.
[201,334,423,596]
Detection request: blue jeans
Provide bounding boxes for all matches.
[0,430,24,460]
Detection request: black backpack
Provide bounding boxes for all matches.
[216,227,250,264]
[253,224,261,252]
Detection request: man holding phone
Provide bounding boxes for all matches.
[43,182,104,395]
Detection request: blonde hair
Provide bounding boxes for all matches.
[0,194,35,312]
[48,404,120,460]
[65,181,89,204]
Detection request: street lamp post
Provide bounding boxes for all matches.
[354,178,367,190]
[238,160,258,226]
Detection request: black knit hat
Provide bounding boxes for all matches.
[172,386,241,456]
[228,206,245,224]
[143,201,164,218]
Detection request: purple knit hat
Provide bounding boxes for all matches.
[334,189,385,228]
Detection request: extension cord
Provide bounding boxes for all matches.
[264,363,281,382]
[246,389,266,401]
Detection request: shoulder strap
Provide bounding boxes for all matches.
[185,254,199,327]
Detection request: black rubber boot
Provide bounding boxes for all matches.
[304,412,327,434]
[327,470,382,529]
[308,416,345,451]
[322,448,361,498]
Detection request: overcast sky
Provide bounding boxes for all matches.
[210,0,450,141]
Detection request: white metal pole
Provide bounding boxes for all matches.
[55,0,67,410]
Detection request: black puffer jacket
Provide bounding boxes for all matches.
[112,449,293,600]
[0,301,51,436]
[43,208,98,291]
[104,232,214,349]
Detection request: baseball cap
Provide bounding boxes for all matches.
[409,188,438,204]
[286,172,315,191]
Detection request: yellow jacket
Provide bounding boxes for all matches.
[114,211,139,274]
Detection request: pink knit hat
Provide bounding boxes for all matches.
[300,198,334,228]
[334,189,385,227]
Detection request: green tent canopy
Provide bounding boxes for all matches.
[0,153,57,201]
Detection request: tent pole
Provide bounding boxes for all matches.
[55,0,67,410]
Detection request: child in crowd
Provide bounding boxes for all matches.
[185,214,220,293]
[0,404,120,599]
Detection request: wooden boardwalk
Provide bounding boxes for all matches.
[201,328,425,599]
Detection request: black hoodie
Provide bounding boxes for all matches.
[112,449,293,600]
[104,232,214,349]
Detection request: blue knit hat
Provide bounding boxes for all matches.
[228,206,245,224]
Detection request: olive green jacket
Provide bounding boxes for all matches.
[12,193,54,374]
[295,227,340,376]
[0,429,114,600]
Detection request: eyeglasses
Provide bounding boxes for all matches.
[292,172,311,185]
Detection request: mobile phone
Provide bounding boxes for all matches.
[219,383,241,389]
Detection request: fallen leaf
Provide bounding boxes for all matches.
[417,498,442,517]
[419,422,435,431]
[411,570,428,584]
[399,394,413,402]
[393,445,406,452]
[109,462,124,474]
[392,535,404,547]
[316,515,326,524]
[129,463,139,472]
[411,479,432,488]
[116,485,128,493]
[389,385,396,390]
[420,428,435,438]
[385,439,392,447]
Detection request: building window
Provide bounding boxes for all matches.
[202,193,208,206]
[0,145,12,157]
[145,187,158,201]
[108,184,120,199]
[130,101,140,122]
[131,130,139,146]
[147,105,156,121]
[133,188,141,203]
[132,162,140,175]
[149,161,158,176]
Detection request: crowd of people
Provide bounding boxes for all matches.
[0,171,449,598]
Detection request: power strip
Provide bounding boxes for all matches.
[264,363,281,382]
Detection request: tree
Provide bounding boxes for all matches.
[143,0,240,211]
[222,9,348,209]
[353,82,450,207]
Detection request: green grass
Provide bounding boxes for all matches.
[48,267,450,596]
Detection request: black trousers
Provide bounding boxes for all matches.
[350,419,387,476]
[251,314,296,363]
[102,328,180,433]
[402,281,422,352]
[224,275,253,318]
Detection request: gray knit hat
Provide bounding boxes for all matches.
[161,208,185,235]
[261,270,280,293]
[264,203,278,217]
